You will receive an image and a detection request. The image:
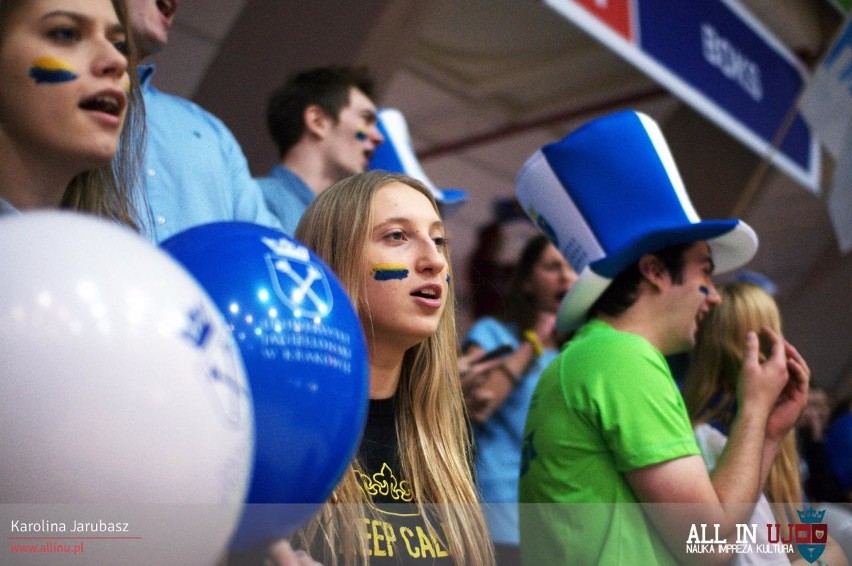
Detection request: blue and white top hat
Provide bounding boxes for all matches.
[517,110,758,332]
[368,108,468,216]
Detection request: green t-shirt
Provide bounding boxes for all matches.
[518,320,700,565]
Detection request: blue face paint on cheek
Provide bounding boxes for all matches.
[371,263,409,281]
[29,56,78,84]
[699,285,709,296]
[355,130,369,141]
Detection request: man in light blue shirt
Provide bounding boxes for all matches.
[127,0,280,242]
[258,66,384,235]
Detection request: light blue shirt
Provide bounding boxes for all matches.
[465,317,558,546]
[256,164,315,236]
[136,65,281,242]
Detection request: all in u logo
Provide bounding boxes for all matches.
[795,508,828,563]
[261,237,333,319]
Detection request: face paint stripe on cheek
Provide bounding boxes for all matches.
[29,56,78,84]
[371,263,409,281]
[354,130,369,141]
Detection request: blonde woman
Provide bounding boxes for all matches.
[0,0,144,227]
[289,171,494,565]
[684,281,847,565]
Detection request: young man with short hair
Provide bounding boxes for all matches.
[258,66,384,234]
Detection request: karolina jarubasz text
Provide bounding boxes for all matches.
[10,520,129,533]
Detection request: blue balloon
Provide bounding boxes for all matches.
[161,222,369,548]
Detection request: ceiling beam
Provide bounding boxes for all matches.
[417,85,669,161]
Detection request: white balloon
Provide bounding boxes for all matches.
[0,211,254,565]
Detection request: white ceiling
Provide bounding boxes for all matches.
[151,0,851,396]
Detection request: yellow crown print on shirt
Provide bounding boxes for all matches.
[357,462,413,502]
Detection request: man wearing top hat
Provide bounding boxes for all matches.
[516,110,810,564]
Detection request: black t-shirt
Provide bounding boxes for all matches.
[227,398,456,565]
[356,397,453,565]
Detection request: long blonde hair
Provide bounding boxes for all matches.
[684,281,802,521]
[0,0,144,229]
[293,171,494,565]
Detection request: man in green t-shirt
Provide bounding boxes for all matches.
[515,111,810,564]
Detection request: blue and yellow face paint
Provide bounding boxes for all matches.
[29,56,78,84]
[371,263,409,281]
[355,129,369,141]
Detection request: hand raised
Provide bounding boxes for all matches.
[461,356,511,423]
[766,340,810,442]
[737,328,789,420]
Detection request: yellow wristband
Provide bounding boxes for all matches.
[523,330,544,357]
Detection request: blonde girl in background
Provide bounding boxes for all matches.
[684,281,847,565]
